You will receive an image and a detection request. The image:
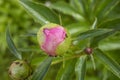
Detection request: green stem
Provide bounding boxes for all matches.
[52,54,83,65]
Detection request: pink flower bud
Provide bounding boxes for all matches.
[37,23,71,56]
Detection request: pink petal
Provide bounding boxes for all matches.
[41,26,66,56]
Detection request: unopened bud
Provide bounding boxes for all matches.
[84,48,93,55]
[37,23,71,56]
[8,60,32,80]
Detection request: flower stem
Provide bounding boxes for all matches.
[52,54,83,65]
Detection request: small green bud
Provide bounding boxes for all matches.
[8,60,32,80]
[37,23,71,56]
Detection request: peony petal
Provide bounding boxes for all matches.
[41,27,66,56]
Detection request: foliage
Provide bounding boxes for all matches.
[0,0,120,80]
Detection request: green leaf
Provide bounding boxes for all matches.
[70,0,84,14]
[50,1,84,20]
[99,41,120,51]
[6,27,22,59]
[66,23,88,36]
[91,18,97,29]
[31,57,53,80]
[19,0,59,25]
[95,0,120,21]
[94,49,120,79]
[107,3,120,19]
[98,18,120,31]
[90,18,120,47]
[76,29,112,41]
[56,59,76,80]
[70,0,95,22]
[75,55,87,80]
[90,30,115,47]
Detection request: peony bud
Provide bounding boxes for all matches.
[37,23,71,56]
[84,47,93,55]
[8,60,32,80]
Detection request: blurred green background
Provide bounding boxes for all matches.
[0,0,120,80]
